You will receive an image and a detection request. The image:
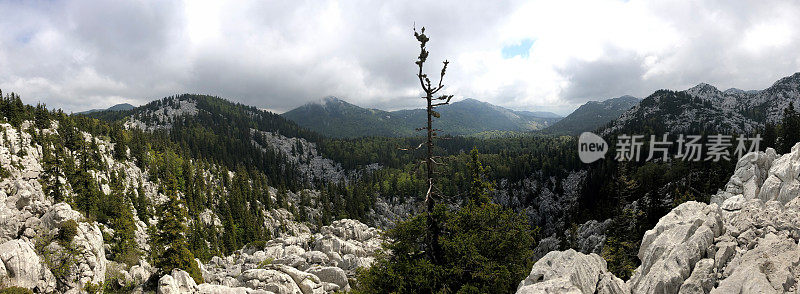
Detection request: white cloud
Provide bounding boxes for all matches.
[1,0,800,114]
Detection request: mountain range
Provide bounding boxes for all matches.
[2,71,800,293]
[544,95,640,135]
[603,72,800,135]
[281,97,563,137]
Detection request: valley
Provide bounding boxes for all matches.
[0,71,799,293]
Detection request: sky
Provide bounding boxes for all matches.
[2,0,800,116]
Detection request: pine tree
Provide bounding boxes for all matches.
[154,171,203,283]
[764,123,777,150]
[41,137,65,203]
[467,148,493,205]
[34,103,50,129]
[779,102,800,153]
[356,149,536,293]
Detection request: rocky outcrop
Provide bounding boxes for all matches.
[517,249,628,294]
[0,121,385,293]
[628,201,722,293]
[0,239,50,290]
[197,219,379,293]
[517,143,800,294]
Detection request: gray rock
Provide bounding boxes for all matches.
[678,258,715,294]
[171,269,198,292]
[0,239,42,289]
[516,249,609,294]
[597,272,629,294]
[196,283,253,293]
[239,269,301,294]
[628,201,722,294]
[158,274,180,294]
[720,195,745,211]
[517,277,582,294]
[306,266,348,290]
[713,233,800,293]
[40,202,82,229]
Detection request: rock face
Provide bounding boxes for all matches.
[628,201,722,293]
[0,239,46,290]
[516,249,628,294]
[517,143,800,294]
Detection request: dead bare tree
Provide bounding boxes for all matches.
[412,26,453,264]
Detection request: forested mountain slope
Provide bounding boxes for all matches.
[545,95,640,135]
[1,70,797,293]
[282,97,562,137]
[0,92,382,293]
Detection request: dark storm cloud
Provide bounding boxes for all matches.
[557,48,648,102]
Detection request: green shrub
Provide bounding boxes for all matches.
[0,287,34,294]
[257,258,275,268]
[57,220,78,245]
[0,166,10,179]
[245,240,267,250]
[103,266,136,293]
[83,282,102,294]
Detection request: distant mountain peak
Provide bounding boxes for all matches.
[723,88,745,94]
[323,96,343,103]
[544,95,640,135]
[688,82,720,93]
[77,103,136,114]
[459,98,484,104]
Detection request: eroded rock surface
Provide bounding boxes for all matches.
[517,143,800,294]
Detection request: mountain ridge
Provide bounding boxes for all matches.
[77,103,136,114]
[544,95,640,135]
[602,72,800,135]
[282,97,562,138]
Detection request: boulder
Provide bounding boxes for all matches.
[239,269,302,294]
[0,203,23,243]
[158,274,180,294]
[171,269,198,292]
[195,283,252,293]
[628,201,722,294]
[0,239,42,289]
[713,233,800,293]
[306,266,348,290]
[597,272,629,294]
[40,202,82,230]
[516,249,609,294]
[678,258,714,294]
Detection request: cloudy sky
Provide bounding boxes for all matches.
[2,0,800,115]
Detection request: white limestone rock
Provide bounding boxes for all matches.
[158,274,180,294]
[628,201,722,294]
[171,269,199,293]
[40,202,81,230]
[713,233,800,293]
[306,266,348,290]
[597,272,629,294]
[238,269,302,294]
[516,249,611,294]
[0,239,43,289]
[678,258,715,294]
